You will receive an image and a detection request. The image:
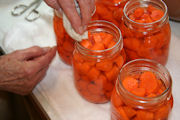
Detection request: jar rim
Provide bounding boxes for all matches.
[76,20,123,57]
[117,59,172,103]
[123,0,168,26]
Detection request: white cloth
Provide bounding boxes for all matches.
[1,1,111,120]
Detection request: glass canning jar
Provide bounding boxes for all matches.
[53,11,75,65]
[92,0,128,28]
[73,20,126,103]
[120,0,171,65]
[111,59,173,120]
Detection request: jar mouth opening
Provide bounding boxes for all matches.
[76,20,123,54]
[117,59,172,103]
[123,0,168,26]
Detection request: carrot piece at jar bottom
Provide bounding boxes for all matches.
[122,76,138,92]
[114,55,124,67]
[131,87,146,97]
[123,106,137,119]
[111,89,123,107]
[136,110,154,120]
[88,83,103,95]
[155,104,171,119]
[76,80,88,91]
[139,71,158,94]
[117,107,129,120]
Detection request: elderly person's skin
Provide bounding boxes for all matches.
[0,46,56,95]
[44,0,95,34]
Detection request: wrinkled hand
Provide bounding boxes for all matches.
[44,0,95,34]
[0,46,56,95]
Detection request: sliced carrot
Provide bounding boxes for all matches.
[91,43,105,50]
[147,93,156,97]
[122,76,138,92]
[111,89,123,107]
[96,60,113,72]
[107,40,116,49]
[80,39,93,49]
[134,7,144,18]
[144,36,157,48]
[131,87,146,97]
[147,5,156,14]
[93,32,102,43]
[124,38,140,51]
[114,55,124,67]
[73,52,84,63]
[88,67,100,80]
[94,74,107,87]
[136,110,154,120]
[155,104,171,119]
[117,107,129,120]
[123,106,137,119]
[76,80,88,90]
[102,33,114,48]
[104,82,114,92]
[105,65,119,82]
[88,83,102,95]
[75,62,91,75]
[150,9,164,21]
[63,39,74,52]
[139,71,158,94]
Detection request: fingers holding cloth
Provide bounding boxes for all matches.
[44,0,95,41]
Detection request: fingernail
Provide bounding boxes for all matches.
[43,47,51,52]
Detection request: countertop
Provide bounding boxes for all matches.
[0,0,180,120]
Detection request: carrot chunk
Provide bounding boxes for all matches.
[96,60,113,72]
[111,89,123,107]
[139,71,158,94]
[134,8,144,18]
[117,107,129,120]
[88,67,100,80]
[123,106,137,119]
[80,39,93,49]
[131,87,146,97]
[136,110,154,120]
[122,76,138,92]
[150,9,164,21]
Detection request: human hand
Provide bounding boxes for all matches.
[44,0,95,34]
[0,46,56,95]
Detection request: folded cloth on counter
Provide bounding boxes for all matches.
[2,2,111,120]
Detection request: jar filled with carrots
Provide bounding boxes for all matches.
[73,20,126,103]
[120,0,171,65]
[111,59,173,120]
[53,10,75,65]
[92,0,128,28]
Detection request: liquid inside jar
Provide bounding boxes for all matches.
[120,0,171,65]
[111,59,173,120]
[73,21,126,103]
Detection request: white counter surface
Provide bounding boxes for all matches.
[0,0,180,120]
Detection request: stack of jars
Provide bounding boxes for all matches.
[53,0,173,119]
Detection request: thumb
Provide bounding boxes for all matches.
[13,46,51,61]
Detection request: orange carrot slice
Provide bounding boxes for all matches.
[131,87,146,97]
[139,71,158,94]
[134,7,144,18]
[117,107,129,120]
[81,39,93,49]
[150,9,164,21]
[111,89,123,107]
[136,110,154,120]
[122,76,138,92]
[96,60,113,72]
[123,106,137,119]
[88,67,100,80]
